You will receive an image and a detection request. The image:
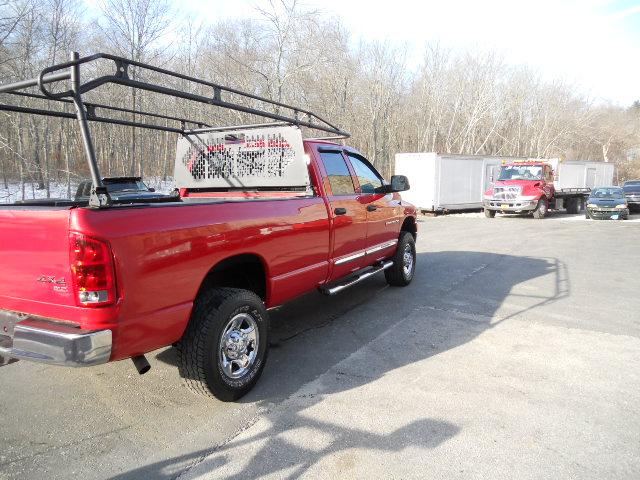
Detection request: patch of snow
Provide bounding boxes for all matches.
[1,177,175,204]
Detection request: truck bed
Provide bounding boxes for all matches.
[0,196,332,360]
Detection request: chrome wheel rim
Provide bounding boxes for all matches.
[218,313,259,379]
[402,244,414,278]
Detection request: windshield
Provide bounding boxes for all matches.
[623,183,640,193]
[590,188,624,199]
[105,181,149,192]
[498,165,543,181]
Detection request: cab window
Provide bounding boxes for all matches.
[320,151,355,196]
[346,154,383,194]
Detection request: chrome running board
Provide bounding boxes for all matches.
[319,261,394,295]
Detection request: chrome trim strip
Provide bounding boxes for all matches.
[272,261,328,282]
[334,250,366,265]
[334,240,398,266]
[366,239,398,255]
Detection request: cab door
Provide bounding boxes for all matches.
[543,164,555,198]
[345,152,401,263]
[317,149,369,281]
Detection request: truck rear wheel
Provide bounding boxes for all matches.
[385,232,416,287]
[566,198,582,214]
[575,198,583,213]
[484,208,496,218]
[532,198,548,219]
[177,287,269,401]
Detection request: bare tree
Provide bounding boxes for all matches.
[97,0,172,176]
[1,0,639,203]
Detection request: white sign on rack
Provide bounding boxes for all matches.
[174,125,309,189]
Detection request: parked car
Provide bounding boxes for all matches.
[0,53,417,401]
[585,187,629,220]
[623,180,640,212]
[74,177,173,202]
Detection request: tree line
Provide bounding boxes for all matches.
[1,0,638,201]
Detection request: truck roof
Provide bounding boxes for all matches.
[503,160,547,165]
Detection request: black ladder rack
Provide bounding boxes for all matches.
[0,51,350,207]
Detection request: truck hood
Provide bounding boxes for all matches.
[587,197,625,207]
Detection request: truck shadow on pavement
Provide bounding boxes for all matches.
[124,250,567,480]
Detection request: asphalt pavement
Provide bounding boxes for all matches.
[1,211,639,479]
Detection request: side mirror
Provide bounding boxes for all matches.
[390,175,410,192]
[148,187,156,192]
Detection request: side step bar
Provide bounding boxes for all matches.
[319,261,394,295]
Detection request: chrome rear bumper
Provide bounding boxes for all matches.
[0,310,111,367]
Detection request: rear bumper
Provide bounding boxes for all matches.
[483,199,538,212]
[0,310,111,367]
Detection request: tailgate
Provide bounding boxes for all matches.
[0,207,76,309]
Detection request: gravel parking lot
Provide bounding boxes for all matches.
[1,213,639,480]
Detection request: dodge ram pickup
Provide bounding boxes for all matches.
[0,53,417,401]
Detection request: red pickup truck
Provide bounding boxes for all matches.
[0,53,417,401]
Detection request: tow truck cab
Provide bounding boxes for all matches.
[483,161,554,213]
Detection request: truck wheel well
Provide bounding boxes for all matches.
[198,254,267,301]
[401,216,417,240]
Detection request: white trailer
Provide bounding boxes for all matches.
[394,153,523,212]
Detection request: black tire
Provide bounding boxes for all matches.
[484,208,496,218]
[177,287,269,401]
[532,198,548,219]
[565,198,573,214]
[384,232,416,287]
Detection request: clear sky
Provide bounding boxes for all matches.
[87,0,640,106]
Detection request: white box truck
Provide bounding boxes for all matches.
[394,153,523,212]
[555,162,615,189]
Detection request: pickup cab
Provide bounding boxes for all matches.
[0,128,416,400]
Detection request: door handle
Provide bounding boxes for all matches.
[334,207,347,215]
[367,205,378,212]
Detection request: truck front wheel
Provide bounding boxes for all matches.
[484,208,496,218]
[532,198,548,219]
[385,232,416,287]
[177,288,269,401]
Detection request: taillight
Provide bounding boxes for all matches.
[69,233,117,307]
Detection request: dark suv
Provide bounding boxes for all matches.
[623,180,640,212]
